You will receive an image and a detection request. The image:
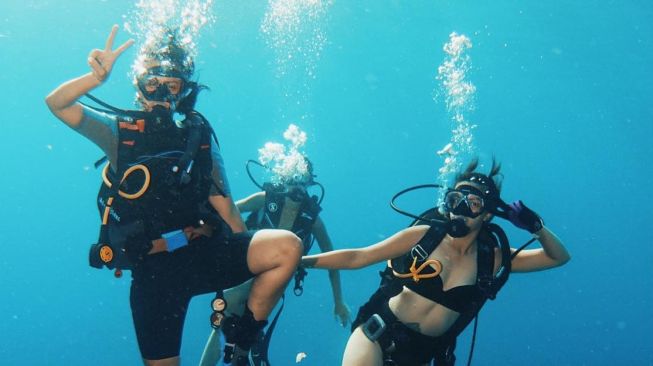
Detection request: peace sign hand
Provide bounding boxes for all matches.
[87,25,134,83]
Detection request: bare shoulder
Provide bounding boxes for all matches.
[373,225,431,252]
[401,224,431,239]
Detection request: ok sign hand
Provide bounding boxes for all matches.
[87,25,134,82]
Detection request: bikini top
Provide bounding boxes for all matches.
[398,259,484,314]
[388,224,492,314]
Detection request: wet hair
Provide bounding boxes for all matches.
[454,157,503,199]
[175,82,208,115]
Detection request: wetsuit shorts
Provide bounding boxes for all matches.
[130,231,255,360]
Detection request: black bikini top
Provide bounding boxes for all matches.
[388,224,491,314]
[398,260,484,314]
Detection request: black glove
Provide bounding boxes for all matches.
[507,200,544,234]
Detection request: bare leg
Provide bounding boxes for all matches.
[199,280,254,366]
[143,357,179,366]
[342,327,384,366]
[245,229,302,320]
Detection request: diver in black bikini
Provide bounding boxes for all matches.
[302,158,571,365]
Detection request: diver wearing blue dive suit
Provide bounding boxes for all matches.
[302,159,571,365]
[45,25,302,366]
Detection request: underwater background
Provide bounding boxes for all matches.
[1,0,652,365]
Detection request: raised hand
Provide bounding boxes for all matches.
[87,25,134,82]
[507,200,544,234]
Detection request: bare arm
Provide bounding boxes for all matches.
[45,74,102,128]
[45,25,133,127]
[209,195,246,234]
[302,225,430,270]
[312,218,350,325]
[313,218,345,302]
[235,191,266,213]
[511,226,570,272]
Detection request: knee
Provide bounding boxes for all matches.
[277,231,303,264]
[250,229,302,267]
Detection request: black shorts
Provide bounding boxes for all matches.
[130,231,255,360]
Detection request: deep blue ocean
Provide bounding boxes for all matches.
[1,1,652,365]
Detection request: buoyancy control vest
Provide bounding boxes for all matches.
[89,109,222,273]
[245,182,322,254]
[353,209,511,355]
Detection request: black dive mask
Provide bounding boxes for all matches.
[137,74,189,109]
[443,185,487,218]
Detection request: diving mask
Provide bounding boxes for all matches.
[137,74,186,104]
[444,185,486,218]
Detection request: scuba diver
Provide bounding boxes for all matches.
[200,137,351,366]
[302,159,571,365]
[45,25,302,366]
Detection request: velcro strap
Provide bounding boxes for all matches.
[148,225,213,254]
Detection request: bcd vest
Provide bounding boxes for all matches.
[89,109,219,272]
[245,182,322,254]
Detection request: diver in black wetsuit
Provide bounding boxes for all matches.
[302,159,571,365]
[45,25,302,366]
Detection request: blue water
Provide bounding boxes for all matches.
[1,1,652,365]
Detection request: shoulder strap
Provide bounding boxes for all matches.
[173,113,206,185]
[476,235,497,300]
[189,110,219,147]
[476,223,511,300]
[305,194,322,217]
[412,221,448,259]
[389,221,448,273]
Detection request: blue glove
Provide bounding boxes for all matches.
[507,200,544,234]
